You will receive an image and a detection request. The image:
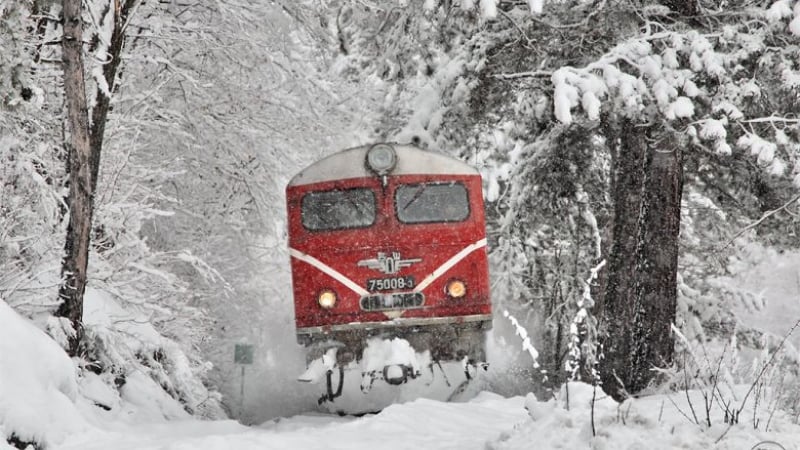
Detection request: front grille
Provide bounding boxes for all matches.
[360,292,424,311]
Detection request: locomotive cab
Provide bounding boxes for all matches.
[286,144,492,376]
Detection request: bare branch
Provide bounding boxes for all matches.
[492,70,553,79]
[740,116,800,124]
[720,192,800,250]
[736,319,800,418]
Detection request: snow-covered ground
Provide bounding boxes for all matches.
[59,393,527,450]
[52,381,800,450]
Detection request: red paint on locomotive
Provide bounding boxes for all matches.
[286,144,492,363]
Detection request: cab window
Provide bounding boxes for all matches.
[395,182,470,224]
[301,188,376,231]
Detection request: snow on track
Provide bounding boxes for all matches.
[59,392,527,450]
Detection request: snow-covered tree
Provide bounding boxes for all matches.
[1,0,230,421]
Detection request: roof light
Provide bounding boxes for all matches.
[366,144,397,175]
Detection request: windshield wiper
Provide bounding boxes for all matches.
[401,184,427,211]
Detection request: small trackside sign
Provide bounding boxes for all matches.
[234,343,254,365]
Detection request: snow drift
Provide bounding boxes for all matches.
[0,298,88,448]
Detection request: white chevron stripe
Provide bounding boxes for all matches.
[290,248,370,296]
[292,238,487,298]
[414,238,487,293]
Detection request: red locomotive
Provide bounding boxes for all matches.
[286,143,491,399]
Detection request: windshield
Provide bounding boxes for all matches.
[301,188,376,231]
[395,182,470,224]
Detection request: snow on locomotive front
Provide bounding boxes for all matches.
[286,143,492,375]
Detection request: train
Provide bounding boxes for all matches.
[286,143,491,402]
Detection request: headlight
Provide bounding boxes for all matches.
[366,144,397,175]
[318,290,337,309]
[446,279,466,298]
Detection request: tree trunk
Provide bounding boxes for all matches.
[56,0,135,356]
[660,0,698,16]
[57,0,94,356]
[89,0,136,193]
[599,120,683,400]
[628,131,683,393]
[598,118,647,399]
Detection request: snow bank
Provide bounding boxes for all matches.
[116,371,191,421]
[59,392,529,450]
[0,290,218,447]
[81,288,222,421]
[0,298,89,447]
[0,288,224,448]
[492,381,800,449]
[83,287,163,351]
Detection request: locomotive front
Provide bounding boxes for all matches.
[286,143,491,387]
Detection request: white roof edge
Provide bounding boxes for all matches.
[288,143,478,187]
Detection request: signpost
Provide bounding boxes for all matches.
[234,343,254,418]
[234,343,254,365]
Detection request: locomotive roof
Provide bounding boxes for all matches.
[288,144,479,187]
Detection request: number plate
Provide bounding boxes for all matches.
[360,292,424,311]
[366,276,415,291]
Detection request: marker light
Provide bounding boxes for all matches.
[318,290,337,309]
[366,144,397,175]
[446,280,466,298]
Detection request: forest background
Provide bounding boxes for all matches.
[2,0,800,431]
